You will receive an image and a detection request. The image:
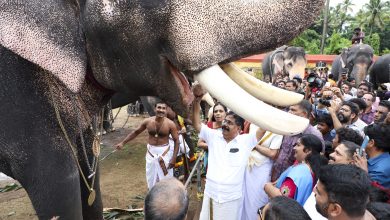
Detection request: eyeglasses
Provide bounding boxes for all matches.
[339,107,351,113]
[257,206,265,220]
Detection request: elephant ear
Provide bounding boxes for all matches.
[0,0,86,93]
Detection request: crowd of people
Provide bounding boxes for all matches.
[116,63,390,220]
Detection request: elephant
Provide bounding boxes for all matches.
[0,0,324,219]
[369,54,390,90]
[262,45,307,82]
[331,44,374,86]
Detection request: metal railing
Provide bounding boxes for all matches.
[184,151,204,189]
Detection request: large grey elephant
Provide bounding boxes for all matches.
[0,0,323,219]
[331,44,374,86]
[369,54,390,90]
[262,45,307,82]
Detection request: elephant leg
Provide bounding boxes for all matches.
[102,105,113,133]
[13,146,83,220]
[77,129,104,220]
[80,167,103,220]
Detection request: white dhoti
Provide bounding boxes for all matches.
[145,144,173,190]
[199,194,242,220]
[241,159,273,220]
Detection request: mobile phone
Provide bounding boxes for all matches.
[359,136,369,156]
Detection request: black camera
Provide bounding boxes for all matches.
[318,96,332,107]
[307,72,325,89]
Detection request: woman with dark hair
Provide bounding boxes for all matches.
[198,102,227,170]
[264,134,328,205]
[257,196,311,220]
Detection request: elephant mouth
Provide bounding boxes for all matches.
[194,63,308,135]
[167,61,194,107]
[167,59,308,135]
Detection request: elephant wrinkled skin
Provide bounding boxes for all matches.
[0,0,324,219]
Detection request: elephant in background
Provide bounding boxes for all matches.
[262,45,307,83]
[0,0,323,219]
[369,54,390,90]
[331,44,374,86]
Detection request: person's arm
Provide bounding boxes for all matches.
[352,150,368,173]
[255,145,279,160]
[197,139,208,150]
[331,87,344,102]
[168,121,179,169]
[328,100,343,130]
[192,84,205,133]
[114,120,147,149]
[264,182,282,198]
[255,127,266,142]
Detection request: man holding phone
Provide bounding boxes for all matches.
[353,123,390,188]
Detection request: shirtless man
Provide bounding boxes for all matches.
[114,101,179,189]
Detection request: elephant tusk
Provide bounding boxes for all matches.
[195,65,309,135]
[220,63,303,106]
[201,93,215,106]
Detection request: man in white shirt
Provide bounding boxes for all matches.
[192,93,263,220]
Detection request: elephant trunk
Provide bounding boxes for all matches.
[352,63,369,86]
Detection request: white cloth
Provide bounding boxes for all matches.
[247,125,283,169]
[241,160,273,220]
[199,124,258,203]
[303,192,327,220]
[241,125,283,220]
[199,193,242,220]
[145,144,173,189]
[347,118,367,137]
[169,134,190,157]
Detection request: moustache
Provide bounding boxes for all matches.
[222,124,230,131]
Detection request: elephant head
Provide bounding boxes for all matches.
[369,54,390,90]
[332,44,374,86]
[262,46,307,82]
[0,0,324,136]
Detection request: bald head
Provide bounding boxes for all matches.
[144,178,188,220]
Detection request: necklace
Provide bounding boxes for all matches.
[154,118,165,138]
[49,84,102,206]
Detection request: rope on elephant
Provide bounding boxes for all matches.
[121,115,130,128]
[113,106,122,121]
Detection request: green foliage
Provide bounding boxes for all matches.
[290,29,321,54]
[0,183,22,192]
[324,32,351,54]
[290,0,390,55]
[381,48,390,55]
[366,33,381,55]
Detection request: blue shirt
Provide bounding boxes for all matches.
[368,153,390,188]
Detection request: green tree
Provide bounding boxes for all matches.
[320,0,331,54]
[337,0,355,33]
[324,32,351,54]
[366,33,381,55]
[290,29,321,54]
[364,0,390,35]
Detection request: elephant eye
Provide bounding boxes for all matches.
[287,62,293,67]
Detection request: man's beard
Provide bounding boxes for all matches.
[337,113,350,123]
[315,202,329,218]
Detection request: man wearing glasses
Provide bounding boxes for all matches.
[328,101,365,136]
[192,87,264,220]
